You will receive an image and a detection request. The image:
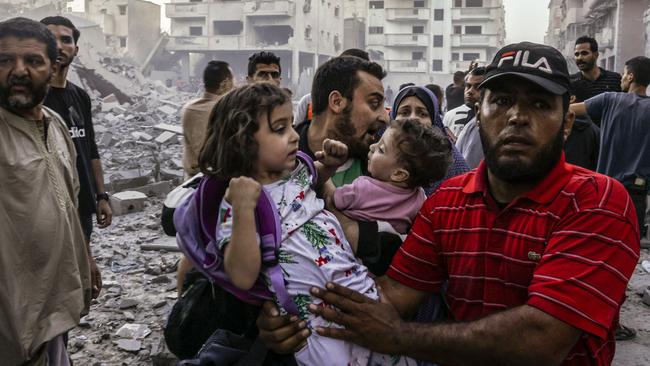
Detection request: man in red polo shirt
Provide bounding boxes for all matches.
[257,42,640,365]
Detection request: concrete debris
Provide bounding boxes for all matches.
[110,191,148,216]
[115,339,142,353]
[116,323,152,339]
[154,131,177,145]
[132,181,174,198]
[153,123,183,135]
[131,132,154,142]
[157,105,178,116]
[103,94,119,103]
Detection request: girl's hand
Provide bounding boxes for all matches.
[315,139,349,168]
[225,177,261,210]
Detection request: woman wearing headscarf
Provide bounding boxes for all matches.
[390,86,470,193]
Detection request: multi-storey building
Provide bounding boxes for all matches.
[366,0,505,88]
[546,0,650,73]
[75,0,161,65]
[645,7,650,58]
[165,0,344,87]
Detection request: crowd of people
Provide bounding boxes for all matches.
[0,15,648,366]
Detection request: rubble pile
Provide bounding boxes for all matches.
[65,56,199,365]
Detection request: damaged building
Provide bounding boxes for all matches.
[164,0,344,89]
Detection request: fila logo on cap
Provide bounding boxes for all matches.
[497,50,553,74]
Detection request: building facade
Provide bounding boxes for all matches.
[75,0,161,65]
[546,0,650,74]
[365,0,505,89]
[164,0,344,88]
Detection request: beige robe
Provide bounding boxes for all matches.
[181,91,221,177]
[0,106,91,365]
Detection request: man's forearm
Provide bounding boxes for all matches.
[396,305,580,366]
[91,159,106,193]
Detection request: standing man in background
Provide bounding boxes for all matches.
[41,15,107,300]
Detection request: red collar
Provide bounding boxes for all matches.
[463,154,573,205]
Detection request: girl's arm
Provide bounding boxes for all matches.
[314,139,348,187]
[224,176,262,290]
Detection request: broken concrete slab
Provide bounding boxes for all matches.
[154,131,177,145]
[116,323,152,339]
[140,236,179,252]
[109,170,152,192]
[99,132,116,148]
[102,93,118,103]
[115,339,141,353]
[153,123,183,135]
[131,132,154,141]
[110,191,148,216]
[157,105,177,116]
[159,168,184,184]
[132,181,173,198]
[160,99,183,108]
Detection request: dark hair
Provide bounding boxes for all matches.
[40,16,80,44]
[199,83,289,179]
[575,36,598,52]
[311,56,386,116]
[203,60,232,90]
[624,56,650,87]
[340,48,369,60]
[391,119,452,188]
[469,66,487,77]
[424,84,443,105]
[247,51,281,76]
[0,17,57,62]
[453,71,466,83]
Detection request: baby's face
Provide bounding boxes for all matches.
[367,127,407,184]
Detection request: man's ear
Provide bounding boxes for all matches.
[328,90,348,114]
[390,168,410,185]
[73,45,79,57]
[246,75,253,84]
[563,109,576,142]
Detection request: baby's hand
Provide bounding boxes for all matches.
[315,139,348,168]
[225,177,261,211]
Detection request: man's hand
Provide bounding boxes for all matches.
[96,199,112,228]
[308,282,406,355]
[315,139,348,169]
[88,255,102,299]
[225,177,261,210]
[257,301,311,354]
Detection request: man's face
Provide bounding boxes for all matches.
[574,43,598,72]
[621,65,632,92]
[464,73,484,106]
[248,63,281,86]
[332,70,388,159]
[477,76,573,184]
[46,24,77,68]
[0,36,54,111]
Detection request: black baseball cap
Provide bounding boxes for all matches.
[480,42,570,95]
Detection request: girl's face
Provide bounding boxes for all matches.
[367,126,408,185]
[395,96,432,126]
[253,101,299,184]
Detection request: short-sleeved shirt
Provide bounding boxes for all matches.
[570,68,621,103]
[43,82,99,217]
[442,104,472,138]
[387,156,639,365]
[585,92,650,188]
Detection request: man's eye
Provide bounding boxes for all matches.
[533,101,550,109]
[494,96,511,106]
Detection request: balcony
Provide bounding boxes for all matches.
[595,27,613,48]
[165,2,208,18]
[386,8,430,21]
[243,1,295,16]
[451,34,499,48]
[387,60,428,73]
[561,7,585,29]
[451,6,501,20]
[166,35,244,51]
[449,60,486,71]
[385,34,430,47]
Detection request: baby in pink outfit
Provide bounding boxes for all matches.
[332,119,453,234]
